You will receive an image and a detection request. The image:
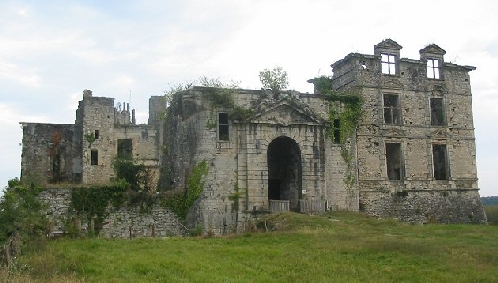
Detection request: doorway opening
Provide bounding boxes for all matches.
[267,136,302,211]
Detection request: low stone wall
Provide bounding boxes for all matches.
[38,188,185,238]
[360,190,487,223]
[100,206,184,238]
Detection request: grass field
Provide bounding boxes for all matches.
[2,211,498,282]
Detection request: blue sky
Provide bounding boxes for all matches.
[1,0,497,196]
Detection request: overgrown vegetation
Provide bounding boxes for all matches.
[0,178,48,244]
[313,76,363,144]
[70,157,159,235]
[161,160,209,220]
[7,212,498,282]
[70,182,128,236]
[484,205,498,225]
[313,76,363,201]
[84,132,95,148]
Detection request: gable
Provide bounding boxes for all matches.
[419,44,446,56]
[374,38,403,50]
[249,99,327,126]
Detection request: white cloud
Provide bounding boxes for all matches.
[0,0,497,196]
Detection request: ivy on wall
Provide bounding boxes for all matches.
[70,182,128,235]
[314,76,362,202]
[313,76,363,145]
[161,160,209,220]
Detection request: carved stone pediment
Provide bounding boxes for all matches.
[375,39,403,50]
[419,44,446,56]
[249,98,327,127]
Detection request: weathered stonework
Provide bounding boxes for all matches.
[20,39,486,237]
[21,90,159,186]
[329,39,485,223]
[38,188,184,238]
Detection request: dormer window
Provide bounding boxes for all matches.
[427,58,441,79]
[381,53,396,75]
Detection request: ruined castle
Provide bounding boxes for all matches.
[20,39,486,235]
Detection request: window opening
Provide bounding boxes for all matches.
[385,143,403,180]
[427,58,441,79]
[383,94,401,124]
[94,130,99,139]
[117,139,133,159]
[381,53,396,75]
[432,144,449,180]
[91,149,98,166]
[430,98,445,126]
[218,113,229,141]
[333,119,340,143]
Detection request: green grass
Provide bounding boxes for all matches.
[5,211,498,282]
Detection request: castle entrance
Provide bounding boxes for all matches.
[267,136,302,211]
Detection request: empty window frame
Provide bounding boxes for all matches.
[427,58,441,79]
[94,130,100,139]
[383,94,401,124]
[385,143,403,180]
[117,139,133,159]
[432,144,449,180]
[430,98,445,126]
[90,149,98,166]
[218,113,229,141]
[381,53,396,75]
[333,119,341,144]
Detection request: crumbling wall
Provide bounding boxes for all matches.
[80,95,116,184]
[330,40,485,223]
[39,188,184,238]
[114,124,160,186]
[20,123,76,184]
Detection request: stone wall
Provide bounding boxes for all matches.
[20,123,76,184]
[39,188,185,238]
[360,190,486,223]
[80,95,116,184]
[165,87,358,234]
[329,39,485,223]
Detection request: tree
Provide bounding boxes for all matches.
[259,67,289,92]
[0,178,48,243]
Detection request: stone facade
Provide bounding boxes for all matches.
[328,39,485,223]
[21,90,159,186]
[38,188,184,238]
[20,39,486,237]
[165,89,355,233]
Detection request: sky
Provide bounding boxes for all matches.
[1,0,497,196]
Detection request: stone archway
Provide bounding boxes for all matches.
[267,136,302,211]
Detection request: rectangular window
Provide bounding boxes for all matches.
[383,94,401,124]
[433,144,449,180]
[90,149,98,166]
[430,98,445,126]
[333,119,340,144]
[117,139,133,159]
[381,53,396,75]
[427,58,441,79]
[94,130,100,139]
[218,113,229,141]
[386,143,403,180]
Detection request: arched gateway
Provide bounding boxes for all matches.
[267,136,302,211]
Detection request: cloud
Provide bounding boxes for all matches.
[0,0,497,196]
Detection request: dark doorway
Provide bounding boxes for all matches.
[267,136,302,211]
